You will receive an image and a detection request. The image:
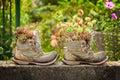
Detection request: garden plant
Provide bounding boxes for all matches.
[0,0,120,61]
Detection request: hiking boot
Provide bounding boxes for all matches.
[13,30,59,65]
[62,40,108,65]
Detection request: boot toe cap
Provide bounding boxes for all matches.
[34,51,59,63]
[93,51,106,62]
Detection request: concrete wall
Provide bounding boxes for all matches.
[0,61,120,80]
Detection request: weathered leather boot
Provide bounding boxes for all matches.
[62,40,108,65]
[13,30,59,65]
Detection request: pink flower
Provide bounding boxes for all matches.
[111,13,118,20]
[106,0,110,2]
[106,1,115,9]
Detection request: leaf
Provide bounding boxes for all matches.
[0,47,3,54]
[78,27,83,32]
[67,27,73,32]
[85,28,91,33]
[18,35,25,41]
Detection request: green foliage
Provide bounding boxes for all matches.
[1,0,120,61]
[95,0,120,61]
[85,28,91,33]
[34,0,98,59]
[104,19,120,61]
[67,27,74,33]
[34,1,78,50]
[91,40,99,53]
[31,0,120,61]
[0,0,12,60]
[0,47,3,55]
[78,27,83,32]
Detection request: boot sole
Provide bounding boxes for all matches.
[12,54,59,66]
[62,56,109,65]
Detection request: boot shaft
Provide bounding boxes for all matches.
[66,40,91,54]
[16,30,43,58]
[66,40,93,60]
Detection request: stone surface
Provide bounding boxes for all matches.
[0,61,120,80]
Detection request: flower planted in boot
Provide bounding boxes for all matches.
[13,27,59,65]
[52,9,108,65]
[62,27,108,65]
[61,25,108,65]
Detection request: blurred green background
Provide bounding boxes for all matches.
[0,0,120,61]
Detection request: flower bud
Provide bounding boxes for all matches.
[51,35,57,40]
[51,40,58,47]
[91,20,97,25]
[85,17,91,22]
[78,9,84,16]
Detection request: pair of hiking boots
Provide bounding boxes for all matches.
[13,30,108,65]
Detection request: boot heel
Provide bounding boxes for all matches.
[12,58,30,65]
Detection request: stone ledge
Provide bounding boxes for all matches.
[0,61,120,80]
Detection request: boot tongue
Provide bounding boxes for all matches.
[33,30,43,55]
